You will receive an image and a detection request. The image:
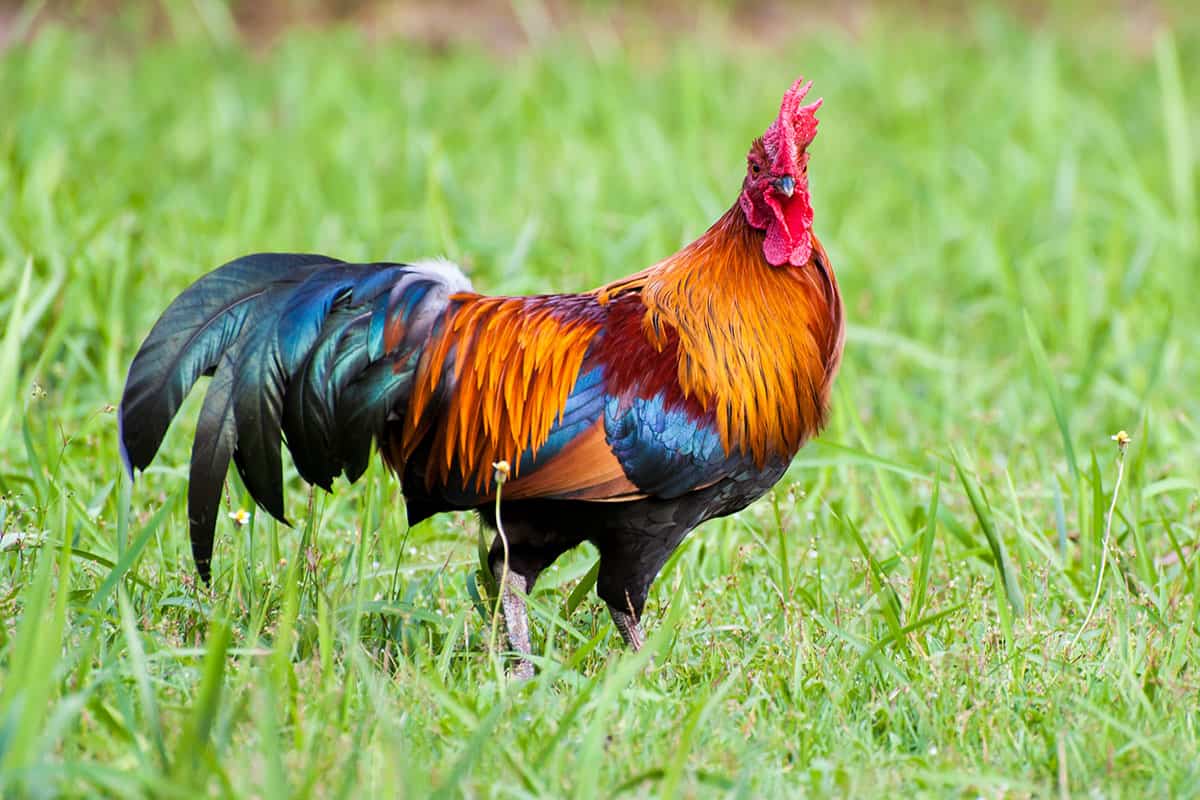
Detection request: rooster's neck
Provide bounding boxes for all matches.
[599,204,843,463]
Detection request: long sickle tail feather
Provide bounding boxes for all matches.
[119,253,336,476]
[118,253,469,580]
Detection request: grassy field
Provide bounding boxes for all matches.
[2,4,1200,797]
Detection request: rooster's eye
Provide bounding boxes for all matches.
[751,163,761,174]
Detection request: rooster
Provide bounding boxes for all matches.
[120,77,843,675]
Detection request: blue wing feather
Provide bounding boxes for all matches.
[515,366,607,474]
[604,394,757,498]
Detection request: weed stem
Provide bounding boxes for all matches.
[489,461,511,663]
[1069,433,1130,651]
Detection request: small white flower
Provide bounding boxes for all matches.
[228,508,251,527]
[0,530,26,551]
[492,460,511,484]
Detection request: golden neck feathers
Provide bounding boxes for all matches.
[598,206,844,465]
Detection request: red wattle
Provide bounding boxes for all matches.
[762,192,813,267]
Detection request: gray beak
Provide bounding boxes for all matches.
[771,175,796,198]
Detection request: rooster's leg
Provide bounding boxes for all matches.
[483,506,585,679]
[500,572,535,680]
[596,520,694,653]
[607,604,645,651]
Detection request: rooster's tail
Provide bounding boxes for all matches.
[118,253,470,578]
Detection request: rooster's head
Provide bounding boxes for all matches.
[739,77,821,268]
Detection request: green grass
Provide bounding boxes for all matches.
[2,5,1200,797]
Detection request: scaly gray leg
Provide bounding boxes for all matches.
[500,572,535,680]
[607,603,645,651]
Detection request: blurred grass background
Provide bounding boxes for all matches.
[1,1,1199,797]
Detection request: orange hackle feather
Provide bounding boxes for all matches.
[598,207,843,465]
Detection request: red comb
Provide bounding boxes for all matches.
[763,78,822,174]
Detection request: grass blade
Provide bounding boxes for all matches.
[953,451,1025,618]
[1024,310,1079,481]
[910,468,941,621]
[117,587,169,771]
[173,619,233,786]
[565,558,600,617]
[88,485,181,612]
